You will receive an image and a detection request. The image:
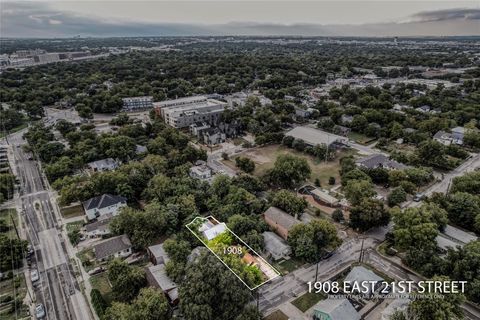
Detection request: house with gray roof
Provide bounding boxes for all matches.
[87,158,118,172]
[84,218,111,238]
[285,126,348,149]
[433,127,465,145]
[93,234,132,262]
[355,154,407,170]
[147,243,170,266]
[82,194,127,221]
[146,263,179,305]
[344,266,384,296]
[263,231,292,260]
[312,298,360,320]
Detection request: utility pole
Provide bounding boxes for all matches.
[359,238,365,263]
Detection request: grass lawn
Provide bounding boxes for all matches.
[275,258,305,275]
[348,132,375,145]
[291,292,326,312]
[66,221,84,233]
[228,144,357,189]
[0,123,28,139]
[0,274,29,320]
[60,204,85,219]
[77,248,96,272]
[0,209,18,238]
[90,273,114,304]
[264,310,289,320]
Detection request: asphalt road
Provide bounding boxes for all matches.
[6,130,91,320]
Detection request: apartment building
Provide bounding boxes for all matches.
[122,96,154,111]
[155,96,227,128]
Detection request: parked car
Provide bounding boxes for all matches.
[88,266,105,276]
[27,245,34,257]
[35,304,45,319]
[30,269,39,283]
[413,193,424,202]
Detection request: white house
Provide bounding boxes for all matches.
[189,163,213,180]
[82,194,127,221]
[200,222,227,241]
[84,218,111,238]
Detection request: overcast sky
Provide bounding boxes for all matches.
[2,1,479,37]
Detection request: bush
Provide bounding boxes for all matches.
[90,288,107,317]
[332,209,344,222]
[329,176,336,185]
[235,157,255,173]
[314,178,321,187]
[387,187,407,207]
[222,152,229,160]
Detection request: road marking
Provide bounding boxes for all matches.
[38,229,67,269]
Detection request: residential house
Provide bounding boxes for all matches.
[189,162,213,181]
[355,154,408,170]
[263,231,292,260]
[415,105,430,113]
[433,127,465,145]
[203,128,226,145]
[341,114,353,125]
[84,218,111,238]
[199,221,227,241]
[333,125,351,137]
[135,145,147,155]
[309,188,339,207]
[263,206,301,240]
[381,299,410,320]
[312,298,360,320]
[189,122,211,137]
[82,194,127,221]
[145,264,179,305]
[344,266,384,296]
[147,243,170,266]
[93,234,132,262]
[87,158,118,172]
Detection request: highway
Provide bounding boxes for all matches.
[5,130,91,320]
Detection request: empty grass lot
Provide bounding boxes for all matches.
[0,209,18,238]
[225,145,357,189]
[90,273,114,304]
[264,310,289,320]
[60,204,85,219]
[291,292,326,312]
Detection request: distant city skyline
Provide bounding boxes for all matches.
[2,1,479,37]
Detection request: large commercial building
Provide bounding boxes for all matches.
[285,126,348,148]
[155,96,228,128]
[122,96,154,111]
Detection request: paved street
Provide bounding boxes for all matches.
[3,130,91,320]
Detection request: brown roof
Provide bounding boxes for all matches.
[263,207,301,231]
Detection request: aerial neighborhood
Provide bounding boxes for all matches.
[0,31,480,320]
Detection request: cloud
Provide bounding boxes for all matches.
[406,8,480,23]
[1,2,479,38]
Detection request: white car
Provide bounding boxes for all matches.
[35,304,45,319]
[30,269,39,283]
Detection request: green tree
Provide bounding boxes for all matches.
[349,199,389,232]
[267,154,311,189]
[344,179,375,206]
[392,203,448,252]
[271,190,307,217]
[288,220,341,262]
[332,209,344,222]
[0,234,27,272]
[408,276,465,320]
[179,252,251,320]
[387,187,407,207]
[107,259,147,302]
[235,157,255,173]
